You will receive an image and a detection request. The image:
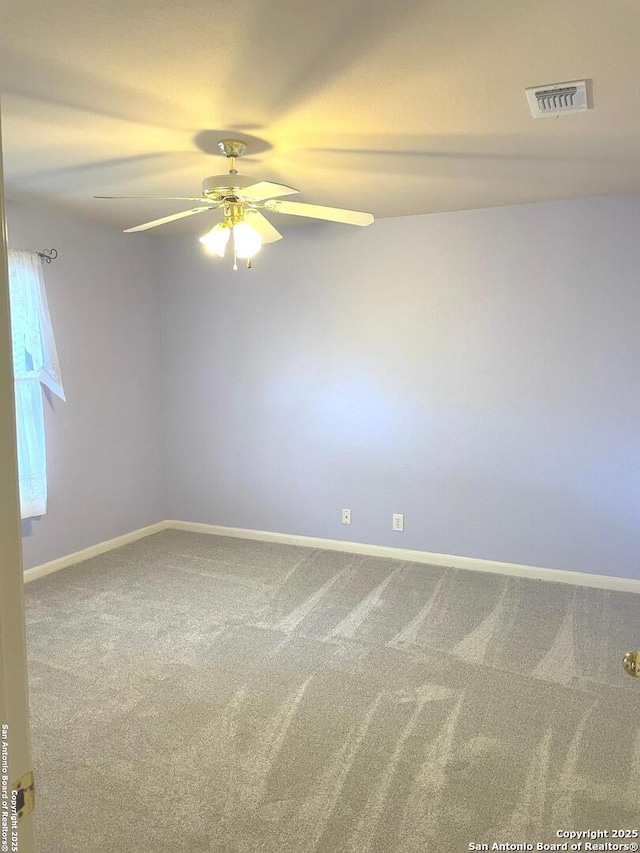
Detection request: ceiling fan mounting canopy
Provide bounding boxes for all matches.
[217,138,247,160]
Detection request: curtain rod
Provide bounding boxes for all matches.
[37,249,58,264]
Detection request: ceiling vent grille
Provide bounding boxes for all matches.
[525,80,589,118]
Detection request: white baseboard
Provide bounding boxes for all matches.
[24,518,640,594]
[23,521,168,583]
[166,520,640,594]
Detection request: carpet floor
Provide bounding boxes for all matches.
[25,530,640,852]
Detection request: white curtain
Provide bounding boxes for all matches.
[8,249,65,518]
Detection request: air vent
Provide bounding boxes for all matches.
[525,80,589,118]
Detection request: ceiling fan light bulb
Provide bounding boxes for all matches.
[233,221,262,259]
[199,223,230,257]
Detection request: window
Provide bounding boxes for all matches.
[8,249,65,518]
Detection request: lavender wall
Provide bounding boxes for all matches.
[162,195,640,578]
[7,201,165,569]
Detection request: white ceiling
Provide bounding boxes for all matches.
[2,0,640,234]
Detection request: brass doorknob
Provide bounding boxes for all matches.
[623,651,640,677]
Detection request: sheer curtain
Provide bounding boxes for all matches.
[8,249,65,518]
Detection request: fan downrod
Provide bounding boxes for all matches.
[217,139,247,175]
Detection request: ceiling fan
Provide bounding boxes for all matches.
[95,139,374,269]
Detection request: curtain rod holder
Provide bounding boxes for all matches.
[37,249,58,264]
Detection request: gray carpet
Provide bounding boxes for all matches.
[25,530,640,852]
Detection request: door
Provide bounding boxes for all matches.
[0,105,37,852]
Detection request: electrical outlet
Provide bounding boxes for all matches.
[342,508,351,525]
[392,513,404,532]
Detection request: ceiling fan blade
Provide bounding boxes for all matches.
[123,206,217,233]
[245,210,283,243]
[238,181,299,202]
[264,199,373,226]
[95,195,208,201]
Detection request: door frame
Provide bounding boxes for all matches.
[0,102,37,852]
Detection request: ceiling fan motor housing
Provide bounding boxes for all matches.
[201,173,258,199]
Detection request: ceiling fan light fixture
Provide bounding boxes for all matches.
[232,220,262,259]
[199,222,231,256]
